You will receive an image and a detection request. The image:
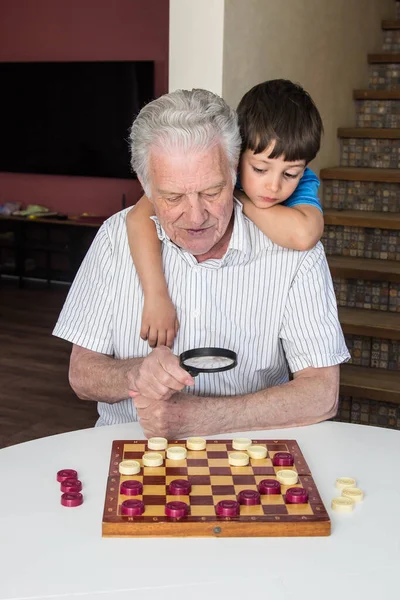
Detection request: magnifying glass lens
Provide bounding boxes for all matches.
[182,355,235,369]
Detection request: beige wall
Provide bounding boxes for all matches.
[223,0,394,174]
[169,0,225,95]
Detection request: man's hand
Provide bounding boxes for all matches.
[128,346,194,402]
[134,392,198,439]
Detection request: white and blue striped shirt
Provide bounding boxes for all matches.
[53,200,350,426]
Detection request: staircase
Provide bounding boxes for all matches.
[320,1,400,430]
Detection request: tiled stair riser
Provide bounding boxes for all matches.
[369,64,400,89]
[322,226,400,261]
[333,396,400,429]
[345,334,400,371]
[323,180,400,212]
[355,100,400,127]
[382,30,400,53]
[344,334,371,366]
[340,138,400,169]
[333,278,400,312]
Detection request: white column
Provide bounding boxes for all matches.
[169,0,225,95]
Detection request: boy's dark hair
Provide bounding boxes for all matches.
[237,79,323,164]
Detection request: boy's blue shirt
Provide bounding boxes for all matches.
[236,167,322,213]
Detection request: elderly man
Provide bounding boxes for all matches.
[53,88,349,438]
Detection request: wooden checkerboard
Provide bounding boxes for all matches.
[102,439,330,537]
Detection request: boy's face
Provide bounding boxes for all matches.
[239,141,306,209]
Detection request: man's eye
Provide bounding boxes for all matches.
[252,166,265,174]
[167,196,182,202]
[204,192,219,198]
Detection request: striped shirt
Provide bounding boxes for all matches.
[53,200,350,426]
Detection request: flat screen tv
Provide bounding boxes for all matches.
[0,61,154,179]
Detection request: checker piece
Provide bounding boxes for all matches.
[238,490,261,505]
[120,480,143,496]
[272,452,294,467]
[285,487,308,504]
[148,437,168,451]
[165,501,189,518]
[57,469,78,483]
[61,479,82,493]
[186,437,206,451]
[258,479,281,495]
[142,452,163,467]
[119,460,141,475]
[61,492,83,507]
[121,500,145,516]
[169,479,192,495]
[216,500,240,517]
[166,446,187,460]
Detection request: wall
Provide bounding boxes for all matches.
[222,0,394,176]
[169,0,225,95]
[0,0,169,216]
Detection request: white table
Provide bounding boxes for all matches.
[1,421,399,600]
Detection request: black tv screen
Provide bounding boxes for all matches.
[0,61,154,179]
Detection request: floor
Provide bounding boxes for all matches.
[0,279,98,448]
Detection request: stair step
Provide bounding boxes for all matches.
[338,128,400,139]
[382,20,400,30]
[324,208,400,229]
[320,167,400,183]
[368,53,400,63]
[354,89,400,99]
[339,307,400,339]
[340,364,400,403]
[328,255,400,282]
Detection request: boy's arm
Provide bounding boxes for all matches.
[240,195,324,251]
[127,197,178,348]
[237,167,324,250]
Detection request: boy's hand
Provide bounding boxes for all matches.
[140,293,179,348]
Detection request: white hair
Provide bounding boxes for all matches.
[129,89,241,196]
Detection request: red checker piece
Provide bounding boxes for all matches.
[165,501,189,519]
[61,492,83,507]
[272,452,294,467]
[57,469,78,483]
[120,480,143,496]
[237,490,261,506]
[168,479,192,495]
[61,479,82,493]
[215,500,240,517]
[258,479,281,495]
[285,487,309,504]
[121,499,145,516]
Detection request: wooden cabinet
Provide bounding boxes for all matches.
[0,215,100,286]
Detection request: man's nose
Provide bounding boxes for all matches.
[187,195,207,225]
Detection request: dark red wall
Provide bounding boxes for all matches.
[0,0,169,216]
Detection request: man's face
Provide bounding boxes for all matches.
[146,144,234,257]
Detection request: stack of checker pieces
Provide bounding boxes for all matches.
[102,439,330,537]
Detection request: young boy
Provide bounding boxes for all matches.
[127,79,324,348]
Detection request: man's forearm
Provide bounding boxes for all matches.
[178,367,339,436]
[69,345,143,404]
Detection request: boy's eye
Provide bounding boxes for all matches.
[252,166,265,174]
[284,172,301,180]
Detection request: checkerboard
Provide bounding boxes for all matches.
[102,439,330,537]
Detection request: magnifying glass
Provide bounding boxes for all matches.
[179,347,237,377]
